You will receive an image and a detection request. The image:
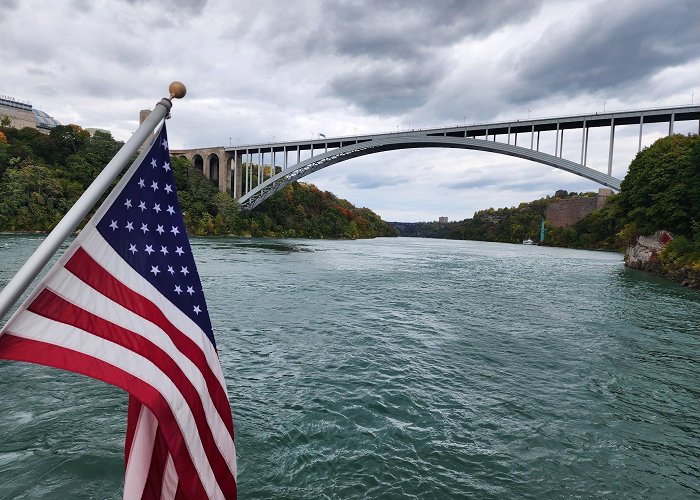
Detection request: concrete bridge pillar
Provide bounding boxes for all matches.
[228,152,243,200]
[218,150,227,193]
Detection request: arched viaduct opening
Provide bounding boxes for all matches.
[193,154,203,173]
[208,154,219,184]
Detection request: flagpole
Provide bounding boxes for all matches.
[0,82,187,323]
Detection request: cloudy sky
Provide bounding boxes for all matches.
[2,0,699,221]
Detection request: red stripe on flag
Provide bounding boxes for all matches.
[142,425,170,500]
[27,289,237,497]
[0,334,211,499]
[125,397,142,468]
[66,246,234,438]
[174,485,188,500]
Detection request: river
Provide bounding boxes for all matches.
[0,235,698,498]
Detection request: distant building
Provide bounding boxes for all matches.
[0,94,60,133]
[438,216,449,223]
[545,188,614,228]
[85,127,111,137]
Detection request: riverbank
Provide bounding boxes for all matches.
[625,230,700,289]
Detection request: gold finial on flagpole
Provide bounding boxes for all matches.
[168,82,186,100]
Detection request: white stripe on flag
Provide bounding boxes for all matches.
[124,403,159,499]
[160,453,179,500]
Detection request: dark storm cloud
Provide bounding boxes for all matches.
[346,173,409,190]
[119,0,207,15]
[71,0,93,12]
[316,0,544,114]
[327,61,442,114]
[510,1,700,103]
[318,0,541,58]
[448,176,574,194]
[447,178,499,190]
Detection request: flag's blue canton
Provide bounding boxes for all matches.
[96,125,215,346]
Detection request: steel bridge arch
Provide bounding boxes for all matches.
[238,135,622,210]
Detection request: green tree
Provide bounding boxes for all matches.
[49,124,91,165]
[616,134,700,238]
[0,161,82,230]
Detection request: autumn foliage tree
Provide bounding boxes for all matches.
[0,124,397,240]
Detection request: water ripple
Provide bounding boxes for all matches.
[1,236,699,498]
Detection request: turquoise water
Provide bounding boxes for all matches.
[0,235,699,498]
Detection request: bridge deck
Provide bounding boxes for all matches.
[226,105,700,153]
[172,105,700,208]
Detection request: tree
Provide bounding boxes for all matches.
[49,124,91,164]
[0,161,82,230]
[616,134,700,238]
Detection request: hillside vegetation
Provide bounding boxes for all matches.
[0,124,397,239]
[394,192,593,245]
[409,134,700,281]
[543,134,700,255]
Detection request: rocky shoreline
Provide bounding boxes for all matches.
[625,230,700,289]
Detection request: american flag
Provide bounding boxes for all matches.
[0,124,237,499]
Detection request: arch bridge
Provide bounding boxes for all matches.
[171,105,700,210]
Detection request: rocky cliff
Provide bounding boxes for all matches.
[624,231,670,273]
[625,230,700,289]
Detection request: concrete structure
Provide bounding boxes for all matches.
[85,127,111,137]
[0,94,60,133]
[173,105,700,210]
[170,146,231,193]
[439,217,449,224]
[545,188,614,228]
